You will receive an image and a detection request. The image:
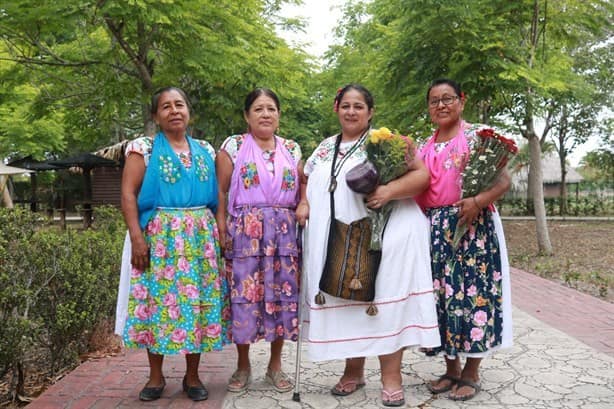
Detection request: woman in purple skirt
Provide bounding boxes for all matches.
[216,88,305,393]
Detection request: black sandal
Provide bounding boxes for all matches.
[426,374,459,394]
[449,379,481,401]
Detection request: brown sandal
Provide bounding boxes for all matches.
[227,369,251,392]
[265,368,293,393]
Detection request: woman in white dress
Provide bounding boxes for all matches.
[298,84,440,407]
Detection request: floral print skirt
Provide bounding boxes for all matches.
[225,206,300,344]
[123,207,231,354]
[425,206,503,357]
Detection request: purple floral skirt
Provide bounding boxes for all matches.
[224,206,300,344]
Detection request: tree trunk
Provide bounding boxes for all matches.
[526,166,534,214]
[143,103,156,136]
[528,134,553,255]
[1,176,14,208]
[559,154,568,215]
[523,0,552,255]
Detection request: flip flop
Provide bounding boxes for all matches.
[381,388,405,407]
[331,377,366,396]
[449,378,481,401]
[427,374,460,394]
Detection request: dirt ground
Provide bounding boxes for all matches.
[503,219,614,303]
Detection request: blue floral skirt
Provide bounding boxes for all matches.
[425,206,503,357]
[123,207,231,354]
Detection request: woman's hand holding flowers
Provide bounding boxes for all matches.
[454,195,482,228]
[366,184,392,210]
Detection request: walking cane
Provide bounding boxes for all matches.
[292,223,306,402]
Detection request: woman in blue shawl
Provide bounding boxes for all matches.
[120,87,230,402]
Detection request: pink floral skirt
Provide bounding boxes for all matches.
[123,207,231,354]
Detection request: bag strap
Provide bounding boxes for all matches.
[328,129,369,217]
[329,131,391,248]
[328,134,342,219]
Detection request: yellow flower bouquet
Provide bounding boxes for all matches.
[346,127,415,250]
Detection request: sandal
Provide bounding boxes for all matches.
[418,347,438,356]
[427,374,460,394]
[331,377,366,396]
[227,369,251,393]
[265,368,293,393]
[381,388,405,407]
[449,379,481,401]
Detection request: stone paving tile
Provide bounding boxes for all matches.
[222,308,614,409]
[26,268,614,408]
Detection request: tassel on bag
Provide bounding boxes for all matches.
[315,291,326,305]
[349,277,363,290]
[366,303,378,316]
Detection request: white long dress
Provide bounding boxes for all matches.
[493,211,514,351]
[302,136,441,362]
[114,232,131,336]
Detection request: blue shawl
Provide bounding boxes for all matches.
[137,132,217,229]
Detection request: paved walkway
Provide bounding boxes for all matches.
[28,268,614,409]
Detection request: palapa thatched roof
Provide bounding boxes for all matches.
[94,139,133,162]
[540,154,583,184]
[511,153,584,191]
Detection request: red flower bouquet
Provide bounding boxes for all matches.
[452,127,518,249]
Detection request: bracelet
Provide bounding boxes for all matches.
[473,196,481,209]
[298,201,309,207]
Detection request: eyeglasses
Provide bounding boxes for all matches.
[428,95,459,108]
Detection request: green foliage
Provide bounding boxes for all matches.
[321,0,612,140]
[0,0,321,158]
[0,206,124,390]
[28,226,122,372]
[500,192,614,216]
[0,208,46,380]
[579,146,614,182]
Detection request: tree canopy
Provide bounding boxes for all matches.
[1,1,611,222]
[0,0,318,158]
[318,0,612,253]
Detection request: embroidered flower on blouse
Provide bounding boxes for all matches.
[240,162,260,189]
[281,167,296,191]
[194,155,209,182]
[160,155,181,183]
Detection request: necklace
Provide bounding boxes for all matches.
[328,129,369,192]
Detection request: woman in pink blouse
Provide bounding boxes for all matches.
[415,79,513,401]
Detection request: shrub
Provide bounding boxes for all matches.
[0,208,46,386]
[0,206,124,399]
